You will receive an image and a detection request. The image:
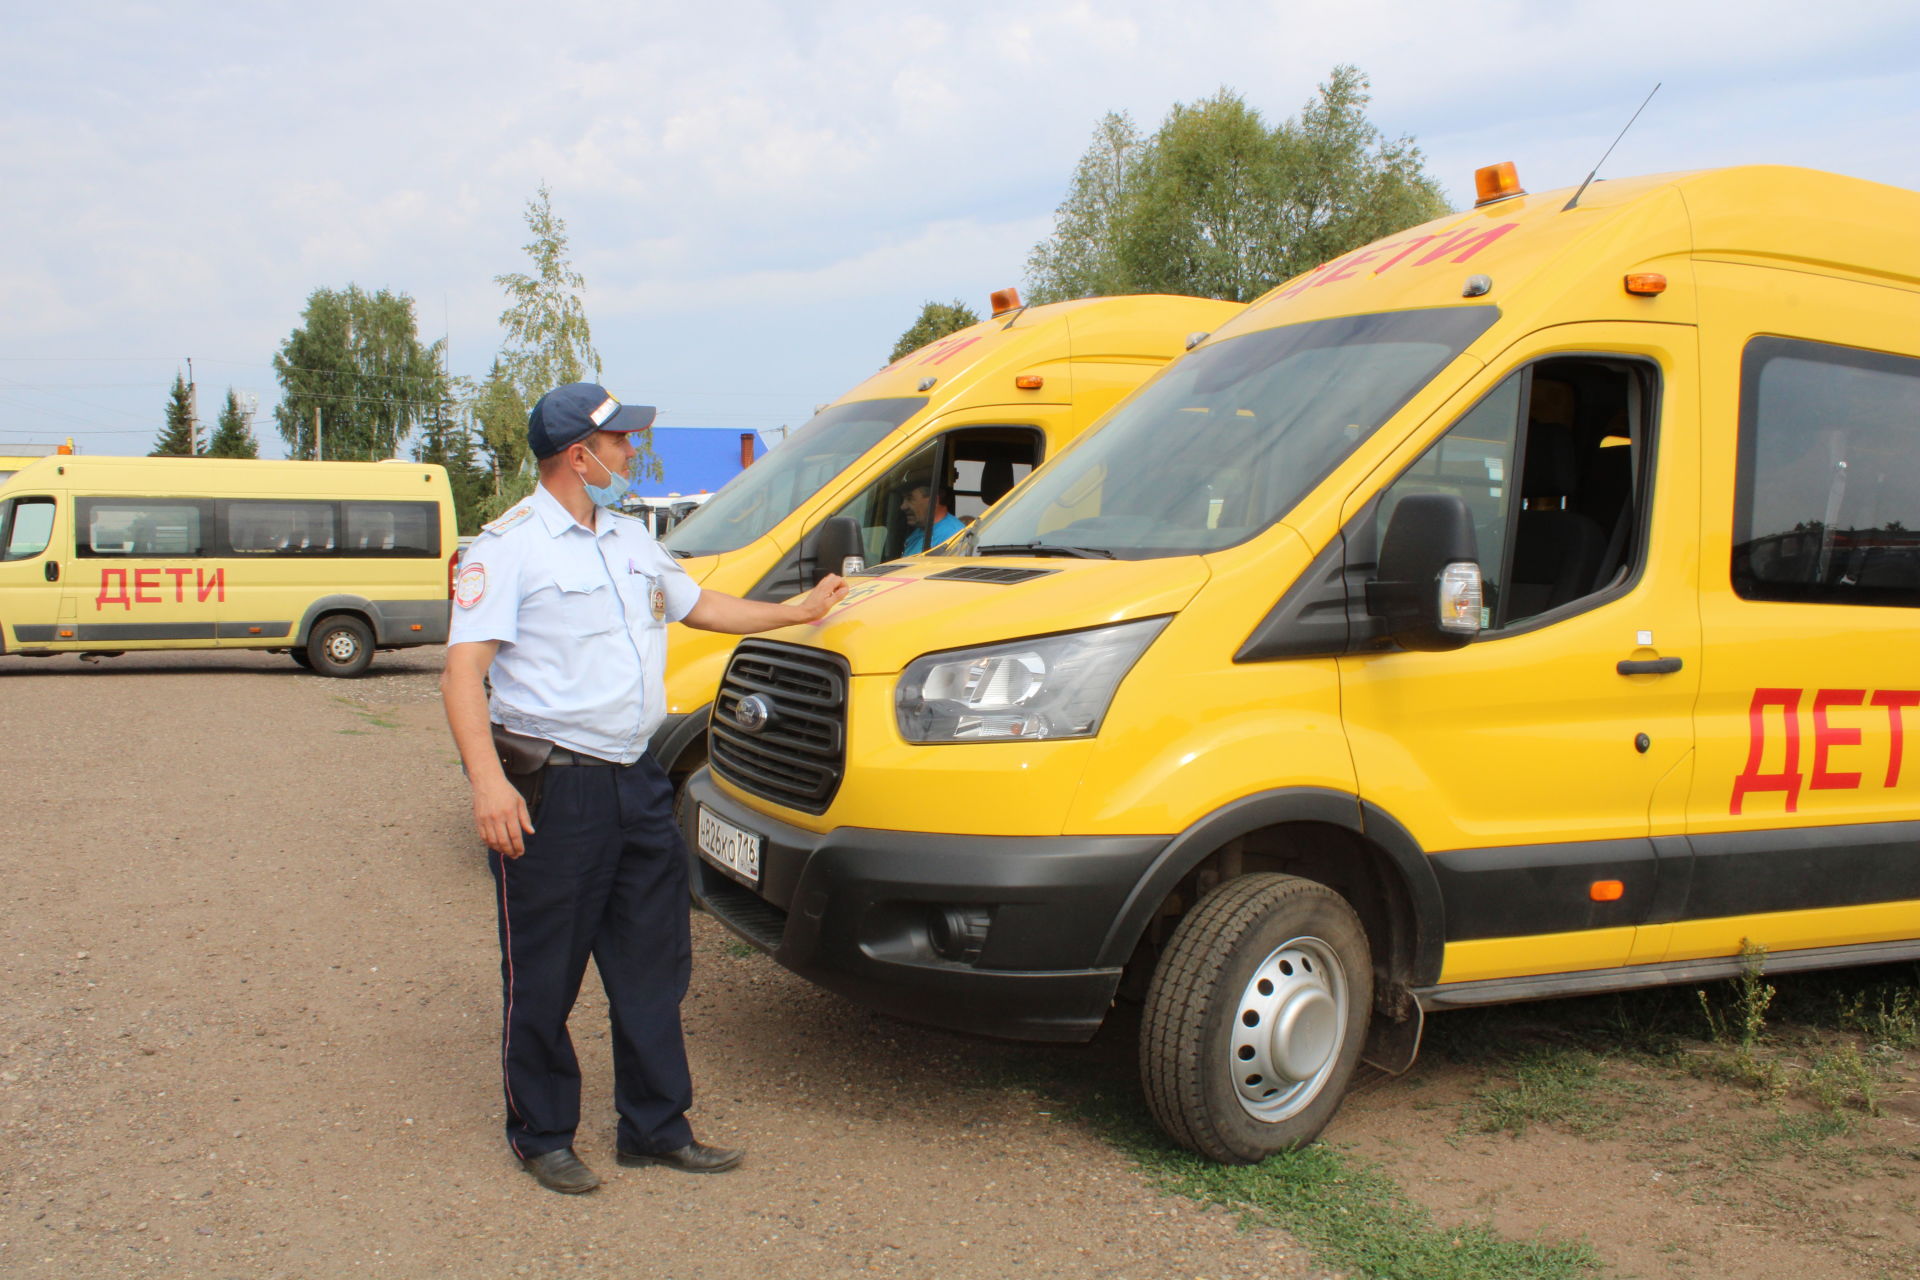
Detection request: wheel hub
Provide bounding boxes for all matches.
[324,632,358,663]
[1229,936,1347,1121]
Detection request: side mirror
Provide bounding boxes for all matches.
[1364,494,1483,652]
[807,516,864,584]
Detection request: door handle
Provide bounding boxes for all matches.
[44,560,59,583]
[1616,656,1682,675]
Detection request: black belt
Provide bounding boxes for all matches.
[546,747,627,767]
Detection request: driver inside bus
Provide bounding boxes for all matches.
[900,481,963,554]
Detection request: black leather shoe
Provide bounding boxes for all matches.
[520,1147,600,1194]
[616,1140,745,1174]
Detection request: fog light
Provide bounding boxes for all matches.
[928,906,993,963]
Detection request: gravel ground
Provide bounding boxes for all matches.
[0,646,1323,1279]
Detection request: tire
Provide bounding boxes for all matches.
[304,615,374,678]
[288,649,313,670]
[1141,873,1372,1163]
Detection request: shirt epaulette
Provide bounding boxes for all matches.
[476,502,537,541]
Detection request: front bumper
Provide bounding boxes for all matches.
[681,769,1167,1042]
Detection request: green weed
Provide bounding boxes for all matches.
[1833,982,1920,1051]
[1798,1041,1882,1116]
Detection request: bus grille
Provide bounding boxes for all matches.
[709,640,848,814]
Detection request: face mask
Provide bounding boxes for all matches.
[581,448,629,509]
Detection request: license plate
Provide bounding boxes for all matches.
[696,804,763,885]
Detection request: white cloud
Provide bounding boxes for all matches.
[2,0,1917,452]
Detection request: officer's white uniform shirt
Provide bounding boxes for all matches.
[449,484,702,763]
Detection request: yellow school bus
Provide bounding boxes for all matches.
[647,290,1243,787]
[681,164,1920,1161]
[0,456,456,676]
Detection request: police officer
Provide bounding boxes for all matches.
[440,382,847,1194]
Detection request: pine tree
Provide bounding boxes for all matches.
[413,392,490,535]
[150,373,198,457]
[205,389,260,458]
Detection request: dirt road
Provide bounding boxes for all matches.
[0,649,1320,1279]
[5,648,1915,1280]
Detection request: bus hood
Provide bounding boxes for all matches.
[776,556,1211,676]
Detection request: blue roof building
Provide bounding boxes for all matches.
[630,427,767,498]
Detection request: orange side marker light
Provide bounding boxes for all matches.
[1590,879,1625,902]
[1014,375,1044,390]
[1624,273,1667,295]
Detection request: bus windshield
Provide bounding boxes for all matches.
[956,307,1498,560]
[663,396,926,556]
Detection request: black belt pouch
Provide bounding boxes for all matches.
[490,723,554,814]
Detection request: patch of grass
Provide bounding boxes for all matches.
[1753,1109,1855,1155]
[723,940,757,960]
[332,694,400,729]
[1057,1080,1602,1280]
[1462,1048,1623,1137]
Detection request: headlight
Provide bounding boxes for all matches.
[895,617,1169,743]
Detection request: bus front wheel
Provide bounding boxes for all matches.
[1140,873,1372,1163]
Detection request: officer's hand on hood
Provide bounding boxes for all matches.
[795,574,850,622]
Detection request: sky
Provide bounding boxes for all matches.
[4,0,1918,460]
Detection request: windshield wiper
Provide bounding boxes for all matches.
[977,541,1115,560]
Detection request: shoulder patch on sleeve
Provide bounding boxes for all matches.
[482,504,534,535]
[455,562,488,609]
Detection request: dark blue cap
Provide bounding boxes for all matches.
[526,382,657,459]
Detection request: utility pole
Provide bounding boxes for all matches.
[314,405,322,462]
[186,357,199,455]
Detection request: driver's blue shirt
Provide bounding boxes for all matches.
[904,512,964,554]
[448,484,701,763]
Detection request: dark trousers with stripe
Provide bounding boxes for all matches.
[488,755,695,1159]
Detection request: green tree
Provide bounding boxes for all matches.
[485,184,658,520]
[272,285,446,461]
[1264,66,1451,283]
[1025,112,1143,303]
[1118,89,1290,303]
[1026,67,1450,305]
[496,185,602,396]
[413,385,490,534]
[888,300,982,363]
[204,388,260,458]
[470,358,533,522]
[150,372,198,457]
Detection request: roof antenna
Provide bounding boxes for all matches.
[1563,83,1661,212]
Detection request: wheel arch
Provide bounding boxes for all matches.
[295,595,380,646]
[1097,788,1446,1006]
[647,704,712,779]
